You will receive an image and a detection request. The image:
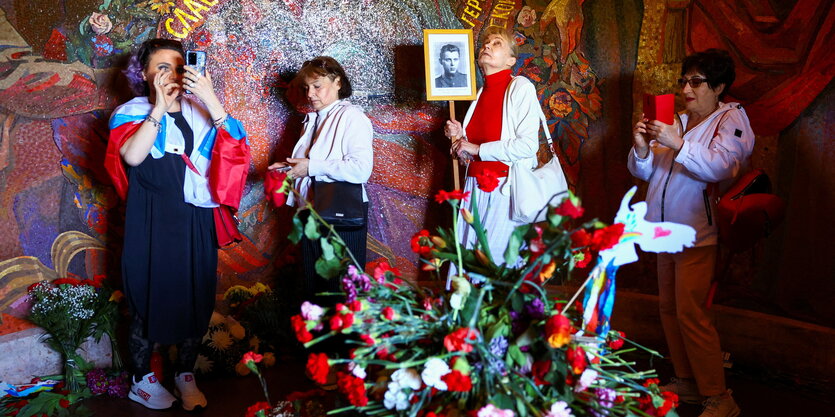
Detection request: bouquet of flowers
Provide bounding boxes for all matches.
[26,274,122,394]
[268,170,692,416]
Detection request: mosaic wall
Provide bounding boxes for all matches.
[0,0,833,339]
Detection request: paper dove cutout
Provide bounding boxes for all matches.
[599,186,696,267]
[582,186,696,337]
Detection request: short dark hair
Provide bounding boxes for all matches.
[125,38,185,96]
[681,49,735,100]
[439,44,460,59]
[296,56,353,99]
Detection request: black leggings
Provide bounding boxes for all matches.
[129,312,201,377]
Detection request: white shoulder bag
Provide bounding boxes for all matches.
[509,115,568,223]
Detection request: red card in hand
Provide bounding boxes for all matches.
[643,93,675,125]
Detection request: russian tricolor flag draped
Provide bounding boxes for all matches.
[104,96,249,211]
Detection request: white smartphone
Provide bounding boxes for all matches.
[184,50,206,94]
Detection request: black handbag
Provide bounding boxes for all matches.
[313,180,366,228]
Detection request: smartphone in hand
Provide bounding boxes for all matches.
[184,50,206,94]
[643,93,674,124]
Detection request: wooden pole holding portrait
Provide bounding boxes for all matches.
[423,29,478,191]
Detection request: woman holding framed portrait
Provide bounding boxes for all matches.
[444,27,562,264]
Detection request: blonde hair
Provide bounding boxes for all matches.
[480,27,517,57]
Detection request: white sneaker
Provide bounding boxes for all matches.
[128,372,176,410]
[174,372,208,411]
[700,390,741,417]
[660,377,704,404]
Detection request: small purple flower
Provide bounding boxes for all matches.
[341,265,371,302]
[590,387,617,416]
[524,298,545,320]
[488,336,508,374]
[86,368,108,396]
[107,372,130,398]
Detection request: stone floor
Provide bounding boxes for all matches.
[81,354,833,417]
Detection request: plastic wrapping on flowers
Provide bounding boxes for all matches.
[283,176,680,417]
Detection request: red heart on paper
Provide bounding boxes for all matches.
[654,227,672,239]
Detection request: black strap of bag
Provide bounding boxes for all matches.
[312,180,366,228]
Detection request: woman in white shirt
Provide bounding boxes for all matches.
[269,56,374,302]
[628,49,753,417]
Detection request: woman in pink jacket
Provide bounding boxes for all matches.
[628,49,754,417]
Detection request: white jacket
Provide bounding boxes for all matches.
[628,102,755,247]
[462,75,543,194]
[287,100,374,207]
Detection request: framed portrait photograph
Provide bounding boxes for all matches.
[423,29,477,101]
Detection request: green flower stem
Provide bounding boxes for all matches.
[450,200,464,291]
[251,368,272,406]
[303,331,337,349]
[301,201,363,269]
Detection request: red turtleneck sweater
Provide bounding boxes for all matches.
[465,69,512,177]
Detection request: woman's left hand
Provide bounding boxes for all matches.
[645,120,683,151]
[452,138,479,158]
[183,66,219,104]
[285,158,309,178]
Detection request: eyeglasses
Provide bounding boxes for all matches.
[677,77,708,88]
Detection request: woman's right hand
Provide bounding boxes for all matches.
[152,70,179,113]
[444,120,463,140]
[632,114,650,158]
[267,162,290,171]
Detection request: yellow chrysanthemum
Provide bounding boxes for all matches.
[235,361,251,376]
[249,335,261,350]
[194,354,214,374]
[262,352,276,367]
[229,323,246,340]
[208,329,233,351]
[250,282,271,294]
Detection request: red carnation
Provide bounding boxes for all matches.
[574,249,592,268]
[337,371,368,407]
[245,401,272,417]
[264,170,289,207]
[570,229,592,248]
[608,330,626,350]
[475,169,500,192]
[360,334,375,346]
[371,260,401,283]
[591,223,625,252]
[291,314,313,343]
[382,306,395,320]
[554,197,585,218]
[532,360,552,385]
[306,353,330,385]
[59,398,70,408]
[440,370,472,391]
[348,299,363,312]
[434,189,470,204]
[240,351,263,365]
[53,277,82,286]
[566,345,587,375]
[410,229,433,256]
[443,327,478,353]
[544,314,573,349]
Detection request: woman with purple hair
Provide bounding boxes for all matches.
[105,38,249,411]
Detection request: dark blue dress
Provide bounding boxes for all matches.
[122,111,217,344]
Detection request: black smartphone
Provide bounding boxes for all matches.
[185,50,206,94]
